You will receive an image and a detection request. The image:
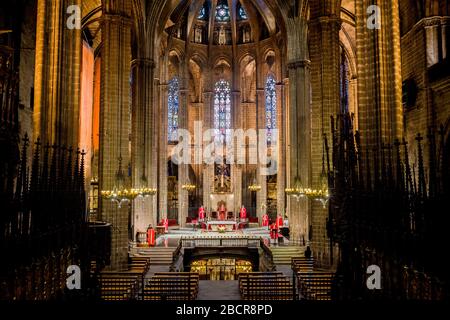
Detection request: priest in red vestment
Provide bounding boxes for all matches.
[219,203,226,220]
[147,225,155,246]
[276,214,283,229]
[239,205,247,222]
[262,213,269,228]
[198,205,205,221]
[270,223,278,244]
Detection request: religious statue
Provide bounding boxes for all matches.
[195,26,202,43]
[243,26,251,43]
[218,25,227,45]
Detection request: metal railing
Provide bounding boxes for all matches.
[260,239,276,271]
[180,236,260,248]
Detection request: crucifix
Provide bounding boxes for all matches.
[216,161,229,187]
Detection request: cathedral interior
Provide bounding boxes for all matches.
[0,0,449,302]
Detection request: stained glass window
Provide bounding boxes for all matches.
[215,4,230,22]
[198,7,206,20]
[340,51,349,113]
[238,7,248,20]
[265,75,277,144]
[168,77,179,142]
[214,80,232,143]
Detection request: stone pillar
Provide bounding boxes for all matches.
[356,0,403,153]
[287,60,311,243]
[150,77,158,226]
[131,59,156,236]
[158,81,168,221]
[309,14,341,266]
[232,90,242,212]
[33,0,81,146]
[276,82,286,217]
[99,7,132,271]
[202,90,213,211]
[256,88,267,222]
[178,88,189,227]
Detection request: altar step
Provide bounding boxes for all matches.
[129,247,177,265]
[270,246,305,265]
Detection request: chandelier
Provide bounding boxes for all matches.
[248,184,262,192]
[285,175,306,200]
[100,156,157,208]
[181,183,196,192]
[285,136,330,207]
[248,171,261,192]
[285,176,329,206]
[181,177,196,192]
[308,170,330,207]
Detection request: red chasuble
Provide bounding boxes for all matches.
[198,207,205,220]
[147,227,155,246]
[262,214,269,227]
[239,207,247,219]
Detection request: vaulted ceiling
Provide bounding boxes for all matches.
[80,1,357,57]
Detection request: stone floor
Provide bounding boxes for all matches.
[276,265,295,278]
[145,265,171,277]
[197,281,241,300]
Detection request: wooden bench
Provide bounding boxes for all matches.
[296,272,335,301]
[291,257,315,273]
[144,272,199,301]
[97,271,144,301]
[238,272,294,300]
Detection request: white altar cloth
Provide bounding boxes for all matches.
[206,220,245,231]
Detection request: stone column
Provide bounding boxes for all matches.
[178,88,189,227]
[158,81,168,221]
[131,58,156,236]
[356,0,403,153]
[232,90,242,212]
[201,91,212,210]
[33,0,81,146]
[99,7,132,271]
[256,88,267,222]
[276,82,286,217]
[287,60,311,243]
[309,14,341,266]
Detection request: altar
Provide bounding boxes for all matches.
[206,220,243,231]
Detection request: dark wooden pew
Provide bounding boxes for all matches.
[238,272,294,300]
[144,272,200,301]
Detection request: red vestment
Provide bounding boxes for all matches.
[163,218,169,233]
[270,223,278,239]
[239,207,247,219]
[147,228,155,246]
[198,207,205,220]
[262,214,269,227]
[276,216,283,229]
[219,204,226,220]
